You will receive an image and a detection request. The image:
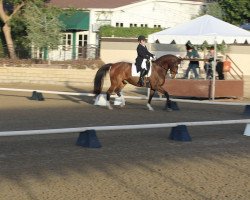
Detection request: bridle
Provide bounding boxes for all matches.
[155,56,181,75]
[154,61,169,71]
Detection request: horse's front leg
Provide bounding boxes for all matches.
[115,83,126,107]
[147,88,155,111]
[158,87,172,111]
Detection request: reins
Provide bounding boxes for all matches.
[154,61,169,71]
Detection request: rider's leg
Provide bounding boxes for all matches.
[137,69,147,86]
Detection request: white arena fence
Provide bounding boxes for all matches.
[0,119,250,137]
[0,87,250,106]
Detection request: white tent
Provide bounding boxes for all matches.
[148,15,250,44]
[148,15,250,100]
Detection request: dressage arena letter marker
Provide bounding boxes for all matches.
[76,130,102,148]
[243,105,250,116]
[169,125,191,141]
[244,124,250,136]
[29,91,44,101]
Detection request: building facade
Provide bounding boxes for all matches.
[45,0,205,61]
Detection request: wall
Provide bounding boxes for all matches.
[0,65,249,98]
[100,38,138,63]
[90,0,203,51]
[225,45,250,75]
[0,67,98,87]
[111,0,202,28]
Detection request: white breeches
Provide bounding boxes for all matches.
[141,59,147,69]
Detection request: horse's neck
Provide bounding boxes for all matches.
[154,62,169,74]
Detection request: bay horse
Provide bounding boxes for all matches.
[93,54,181,111]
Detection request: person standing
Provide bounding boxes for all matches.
[182,43,200,79]
[135,35,155,86]
[204,46,225,80]
[204,46,215,79]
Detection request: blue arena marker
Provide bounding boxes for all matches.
[76,130,102,148]
[243,105,250,115]
[169,125,191,141]
[29,91,44,101]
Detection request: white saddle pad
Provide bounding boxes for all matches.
[131,63,152,77]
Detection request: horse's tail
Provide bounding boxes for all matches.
[93,63,112,95]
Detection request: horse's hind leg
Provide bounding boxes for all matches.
[106,85,116,110]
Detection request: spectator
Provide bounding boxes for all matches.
[182,43,200,79]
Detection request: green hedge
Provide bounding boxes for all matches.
[99,26,162,38]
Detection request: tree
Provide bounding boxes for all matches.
[198,2,223,20]
[0,0,51,59]
[218,0,250,25]
[23,2,64,62]
[0,0,26,58]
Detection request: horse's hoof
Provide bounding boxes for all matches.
[107,105,113,110]
[165,108,173,112]
[147,103,154,111]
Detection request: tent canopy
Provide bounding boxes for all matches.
[148,15,250,45]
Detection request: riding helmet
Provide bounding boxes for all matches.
[138,35,146,41]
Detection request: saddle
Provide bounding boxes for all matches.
[132,60,152,77]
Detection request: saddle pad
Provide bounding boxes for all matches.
[131,64,152,77]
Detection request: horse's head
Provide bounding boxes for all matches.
[155,54,181,79]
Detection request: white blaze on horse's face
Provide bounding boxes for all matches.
[170,65,178,79]
[170,72,176,79]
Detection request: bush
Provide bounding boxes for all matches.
[99,26,162,38]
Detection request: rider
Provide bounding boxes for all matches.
[135,35,155,86]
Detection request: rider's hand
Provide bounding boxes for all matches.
[151,55,156,60]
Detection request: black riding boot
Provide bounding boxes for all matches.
[137,69,147,87]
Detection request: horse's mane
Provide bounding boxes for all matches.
[154,54,180,68]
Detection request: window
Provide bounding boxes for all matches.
[116,23,123,27]
[154,25,161,28]
[62,33,72,51]
[78,33,88,57]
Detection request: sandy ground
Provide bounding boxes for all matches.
[0,83,250,200]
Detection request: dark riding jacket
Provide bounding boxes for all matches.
[135,44,154,72]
